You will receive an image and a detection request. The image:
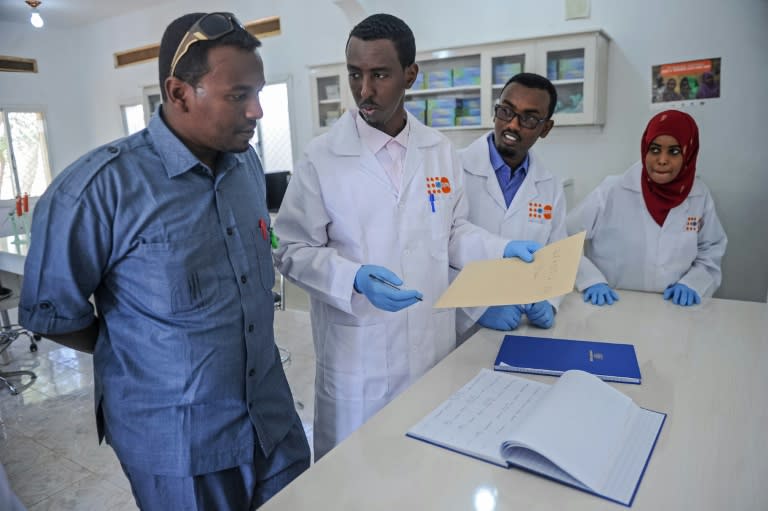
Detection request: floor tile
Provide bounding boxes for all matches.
[1,304,316,509]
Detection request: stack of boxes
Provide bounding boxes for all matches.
[404,100,427,123]
[452,66,480,87]
[547,56,585,80]
[493,62,522,85]
[426,98,456,127]
[406,64,482,127]
[455,97,481,126]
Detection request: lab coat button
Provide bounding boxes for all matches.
[248,368,256,377]
[248,401,254,409]
[248,324,254,332]
[226,227,234,236]
[241,275,247,284]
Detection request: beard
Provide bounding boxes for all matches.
[495,142,519,161]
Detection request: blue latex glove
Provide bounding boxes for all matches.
[354,265,423,312]
[524,301,555,329]
[583,283,619,306]
[503,240,542,262]
[478,305,525,331]
[663,283,701,307]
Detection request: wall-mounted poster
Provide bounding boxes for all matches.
[651,58,721,105]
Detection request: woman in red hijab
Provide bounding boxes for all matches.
[566,110,727,306]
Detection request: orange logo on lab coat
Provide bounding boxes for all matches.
[686,216,702,232]
[528,202,552,221]
[426,176,451,195]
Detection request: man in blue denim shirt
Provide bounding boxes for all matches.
[19,12,309,510]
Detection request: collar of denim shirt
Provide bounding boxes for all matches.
[148,107,244,179]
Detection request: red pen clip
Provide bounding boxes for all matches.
[258,218,268,240]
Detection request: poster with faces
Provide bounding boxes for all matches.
[650,57,721,109]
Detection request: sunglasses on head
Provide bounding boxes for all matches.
[169,12,243,78]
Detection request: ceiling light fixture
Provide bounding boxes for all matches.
[25,0,44,28]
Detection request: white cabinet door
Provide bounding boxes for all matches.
[534,32,608,126]
[309,64,351,133]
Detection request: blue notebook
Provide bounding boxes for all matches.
[494,335,641,384]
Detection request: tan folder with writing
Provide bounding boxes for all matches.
[434,231,585,308]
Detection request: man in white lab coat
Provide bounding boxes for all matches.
[457,73,567,341]
[274,14,539,460]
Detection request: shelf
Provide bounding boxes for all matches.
[406,85,481,97]
[551,78,584,85]
[310,31,608,132]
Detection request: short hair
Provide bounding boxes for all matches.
[158,12,261,100]
[500,73,558,119]
[347,13,415,68]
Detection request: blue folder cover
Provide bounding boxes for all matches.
[494,335,641,384]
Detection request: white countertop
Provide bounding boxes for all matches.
[262,290,768,510]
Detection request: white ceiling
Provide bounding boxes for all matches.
[0,0,180,28]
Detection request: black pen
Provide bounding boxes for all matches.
[369,274,423,301]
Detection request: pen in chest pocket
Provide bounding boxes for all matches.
[258,218,268,240]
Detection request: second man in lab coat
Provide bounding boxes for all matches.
[274,14,539,460]
[457,73,567,341]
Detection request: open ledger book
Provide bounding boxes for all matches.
[407,369,665,507]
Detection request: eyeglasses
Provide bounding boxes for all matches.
[493,103,547,130]
[169,12,242,78]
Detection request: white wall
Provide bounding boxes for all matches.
[1,0,767,302]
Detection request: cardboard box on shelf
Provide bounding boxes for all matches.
[453,66,481,87]
[493,62,522,84]
[426,69,453,89]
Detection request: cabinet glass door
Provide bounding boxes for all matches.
[491,54,526,103]
[546,48,585,114]
[406,54,481,128]
[316,75,343,128]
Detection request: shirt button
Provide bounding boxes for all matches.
[248,324,254,333]
[107,146,118,154]
[226,227,233,236]
[248,368,256,377]
[39,302,50,310]
[241,275,247,284]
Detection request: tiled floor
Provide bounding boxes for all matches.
[0,303,315,510]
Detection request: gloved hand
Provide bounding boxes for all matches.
[354,265,423,312]
[524,301,555,329]
[663,283,701,307]
[503,240,542,262]
[478,305,525,331]
[583,283,619,306]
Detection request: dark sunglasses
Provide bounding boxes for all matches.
[169,12,243,78]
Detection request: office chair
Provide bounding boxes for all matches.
[0,283,39,395]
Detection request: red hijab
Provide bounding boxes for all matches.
[640,110,699,226]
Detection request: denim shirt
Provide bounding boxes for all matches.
[19,111,298,476]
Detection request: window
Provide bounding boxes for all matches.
[0,109,52,200]
[121,103,146,135]
[253,80,295,172]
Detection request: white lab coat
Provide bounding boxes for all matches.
[273,110,507,459]
[455,133,568,338]
[566,161,727,298]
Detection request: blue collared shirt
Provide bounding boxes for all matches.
[487,133,529,208]
[20,110,302,476]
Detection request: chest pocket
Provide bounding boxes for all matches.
[245,223,276,291]
[136,231,223,315]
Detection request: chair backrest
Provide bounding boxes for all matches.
[265,171,291,213]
